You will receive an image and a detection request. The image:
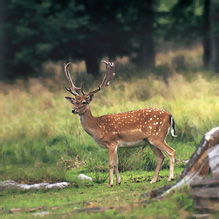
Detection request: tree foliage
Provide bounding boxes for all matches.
[2,0,160,79]
[3,0,89,78]
[1,0,213,79]
[166,0,204,41]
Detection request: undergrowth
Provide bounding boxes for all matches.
[0,47,218,181]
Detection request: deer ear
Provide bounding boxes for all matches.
[87,94,94,103]
[65,97,74,104]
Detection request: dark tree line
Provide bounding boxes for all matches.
[1,0,156,79]
[1,0,218,80]
[165,0,219,72]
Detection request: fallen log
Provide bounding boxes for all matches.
[190,177,219,212]
[0,180,70,191]
[161,127,219,213]
[180,127,219,179]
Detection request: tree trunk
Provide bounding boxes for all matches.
[84,55,100,77]
[210,0,219,72]
[0,0,5,80]
[203,0,211,67]
[136,0,155,71]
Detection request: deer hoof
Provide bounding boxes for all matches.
[150,179,157,184]
[107,184,113,188]
[116,182,121,186]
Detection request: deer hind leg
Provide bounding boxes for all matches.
[148,138,175,182]
[108,146,119,187]
[149,145,165,183]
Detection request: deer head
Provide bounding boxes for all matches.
[64,60,115,115]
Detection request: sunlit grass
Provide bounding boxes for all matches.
[0,167,197,218]
[0,70,218,167]
[0,168,182,208]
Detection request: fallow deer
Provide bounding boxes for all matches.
[64,60,177,187]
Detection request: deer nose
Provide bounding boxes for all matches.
[72,109,76,113]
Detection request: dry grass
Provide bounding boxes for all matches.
[0,46,218,167]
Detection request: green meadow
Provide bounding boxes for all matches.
[0,48,218,217]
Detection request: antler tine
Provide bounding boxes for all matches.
[64,63,80,96]
[87,60,115,95]
[81,83,85,96]
[100,60,115,88]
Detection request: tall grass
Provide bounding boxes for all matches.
[0,48,218,174]
[0,72,218,167]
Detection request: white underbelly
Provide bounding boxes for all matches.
[118,140,146,148]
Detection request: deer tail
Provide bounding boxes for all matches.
[170,116,177,137]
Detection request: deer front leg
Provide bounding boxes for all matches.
[115,147,121,186]
[108,146,118,188]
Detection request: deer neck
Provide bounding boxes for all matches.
[79,105,97,136]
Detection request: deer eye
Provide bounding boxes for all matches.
[82,101,86,104]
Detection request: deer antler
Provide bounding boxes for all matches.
[64,63,81,96]
[83,60,115,96]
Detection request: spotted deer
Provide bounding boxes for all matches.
[64,60,177,187]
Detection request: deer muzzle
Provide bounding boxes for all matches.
[72,109,77,114]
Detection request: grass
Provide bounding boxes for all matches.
[0,46,218,217]
[1,167,218,218]
[0,167,188,218]
[0,72,217,169]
